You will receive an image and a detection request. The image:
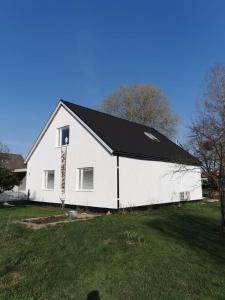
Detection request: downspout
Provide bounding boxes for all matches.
[27,189,30,201]
[117,155,120,209]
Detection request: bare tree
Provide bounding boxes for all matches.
[189,64,225,232]
[0,142,10,169]
[99,84,179,139]
[0,142,9,153]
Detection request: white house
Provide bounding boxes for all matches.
[25,100,202,209]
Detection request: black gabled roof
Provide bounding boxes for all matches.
[61,99,200,166]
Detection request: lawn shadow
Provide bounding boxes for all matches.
[0,201,31,210]
[145,211,225,263]
[87,290,100,300]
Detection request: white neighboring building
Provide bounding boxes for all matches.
[25,100,202,209]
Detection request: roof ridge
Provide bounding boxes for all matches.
[60,99,156,132]
[61,99,199,165]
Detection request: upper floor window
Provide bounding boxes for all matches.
[57,126,70,146]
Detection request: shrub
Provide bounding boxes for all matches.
[0,167,20,194]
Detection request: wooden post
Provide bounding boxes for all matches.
[219,165,225,233]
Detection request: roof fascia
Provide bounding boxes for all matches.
[25,102,62,163]
[60,101,113,154]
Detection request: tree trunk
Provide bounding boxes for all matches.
[219,163,225,233]
[220,189,225,233]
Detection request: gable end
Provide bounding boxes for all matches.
[25,101,113,163]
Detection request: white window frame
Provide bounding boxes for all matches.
[43,170,55,190]
[56,126,70,147]
[180,191,190,201]
[76,167,94,192]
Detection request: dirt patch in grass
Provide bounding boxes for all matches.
[103,239,114,245]
[126,240,136,246]
[0,272,23,288]
[23,215,67,224]
[14,212,102,229]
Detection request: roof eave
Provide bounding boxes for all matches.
[113,151,201,166]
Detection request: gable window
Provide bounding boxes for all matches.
[43,170,55,190]
[77,167,94,191]
[57,126,70,146]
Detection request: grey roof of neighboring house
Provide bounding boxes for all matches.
[0,153,26,171]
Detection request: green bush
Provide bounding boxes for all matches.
[0,167,20,194]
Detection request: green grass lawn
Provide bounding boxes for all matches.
[0,201,225,299]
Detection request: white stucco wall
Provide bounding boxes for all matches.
[26,105,118,209]
[26,104,202,209]
[119,157,202,208]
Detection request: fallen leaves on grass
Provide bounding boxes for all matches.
[0,272,23,288]
[123,230,146,246]
[103,239,113,245]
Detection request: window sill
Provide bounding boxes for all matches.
[76,189,94,192]
[55,145,69,148]
[42,189,55,191]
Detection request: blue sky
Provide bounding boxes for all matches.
[0,0,225,157]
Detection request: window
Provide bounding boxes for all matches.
[57,126,70,146]
[144,131,159,142]
[180,191,190,201]
[77,168,94,191]
[43,170,55,190]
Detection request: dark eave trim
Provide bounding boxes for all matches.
[112,151,201,166]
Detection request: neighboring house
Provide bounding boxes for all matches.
[0,153,25,170]
[25,100,202,209]
[0,153,27,201]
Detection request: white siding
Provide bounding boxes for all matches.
[26,105,117,209]
[119,157,202,208]
[26,104,202,209]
